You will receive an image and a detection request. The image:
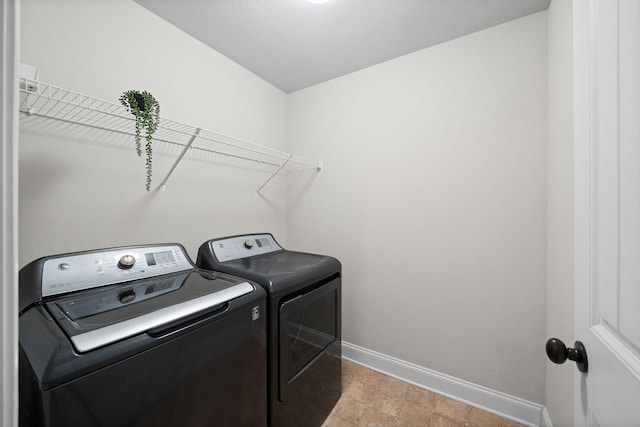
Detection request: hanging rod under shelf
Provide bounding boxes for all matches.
[18,79,322,191]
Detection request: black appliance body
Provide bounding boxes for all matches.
[19,244,267,427]
[196,233,341,427]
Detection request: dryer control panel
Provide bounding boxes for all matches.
[210,234,282,262]
[41,245,193,297]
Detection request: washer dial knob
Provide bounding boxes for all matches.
[117,254,136,270]
[118,290,136,304]
[244,239,255,249]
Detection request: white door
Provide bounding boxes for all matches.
[574,0,640,426]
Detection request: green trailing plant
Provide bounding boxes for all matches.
[119,90,160,191]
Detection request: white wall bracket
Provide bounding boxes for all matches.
[159,128,201,191]
[256,155,293,195]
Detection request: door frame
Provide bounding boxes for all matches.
[0,0,20,425]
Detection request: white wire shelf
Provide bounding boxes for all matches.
[18,79,322,193]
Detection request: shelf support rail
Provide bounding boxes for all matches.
[256,155,293,195]
[158,128,202,190]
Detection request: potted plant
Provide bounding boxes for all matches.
[119,90,160,191]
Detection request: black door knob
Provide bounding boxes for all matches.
[546,338,588,373]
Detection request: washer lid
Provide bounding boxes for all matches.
[207,251,340,294]
[46,270,254,353]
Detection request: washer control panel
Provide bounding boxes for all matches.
[211,234,282,262]
[41,245,192,297]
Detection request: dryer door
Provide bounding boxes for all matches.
[278,277,340,401]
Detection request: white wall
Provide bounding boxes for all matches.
[545,0,574,425]
[288,12,548,403]
[19,0,289,266]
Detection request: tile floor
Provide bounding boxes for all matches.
[322,360,526,427]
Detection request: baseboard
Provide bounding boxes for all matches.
[540,407,553,427]
[342,341,546,427]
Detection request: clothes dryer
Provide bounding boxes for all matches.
[197,233,341,427]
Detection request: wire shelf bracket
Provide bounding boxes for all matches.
[158,127,201,191]
[257,155,293,195]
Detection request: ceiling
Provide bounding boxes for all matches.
[135,0,551,93]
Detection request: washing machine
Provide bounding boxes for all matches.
[19,243,267,427]
[196,233,341,427]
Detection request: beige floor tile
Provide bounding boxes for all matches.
[433,396,469,423]
[345,378,376,402]
[370,388,405,418]
[342,372,356,389]
[378,375,412,398]
[344,360,373,377]
[467,407,505,427]
[342,360,362,374]
[344,361,385,388]
[322,414,356,427]
[397,399,433,425]
[361,369,387,389]
[429,413,465,427]
[332,395,368,425]
[405,384,437,410]
[358,406,402,427]
[331,360,522,427]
